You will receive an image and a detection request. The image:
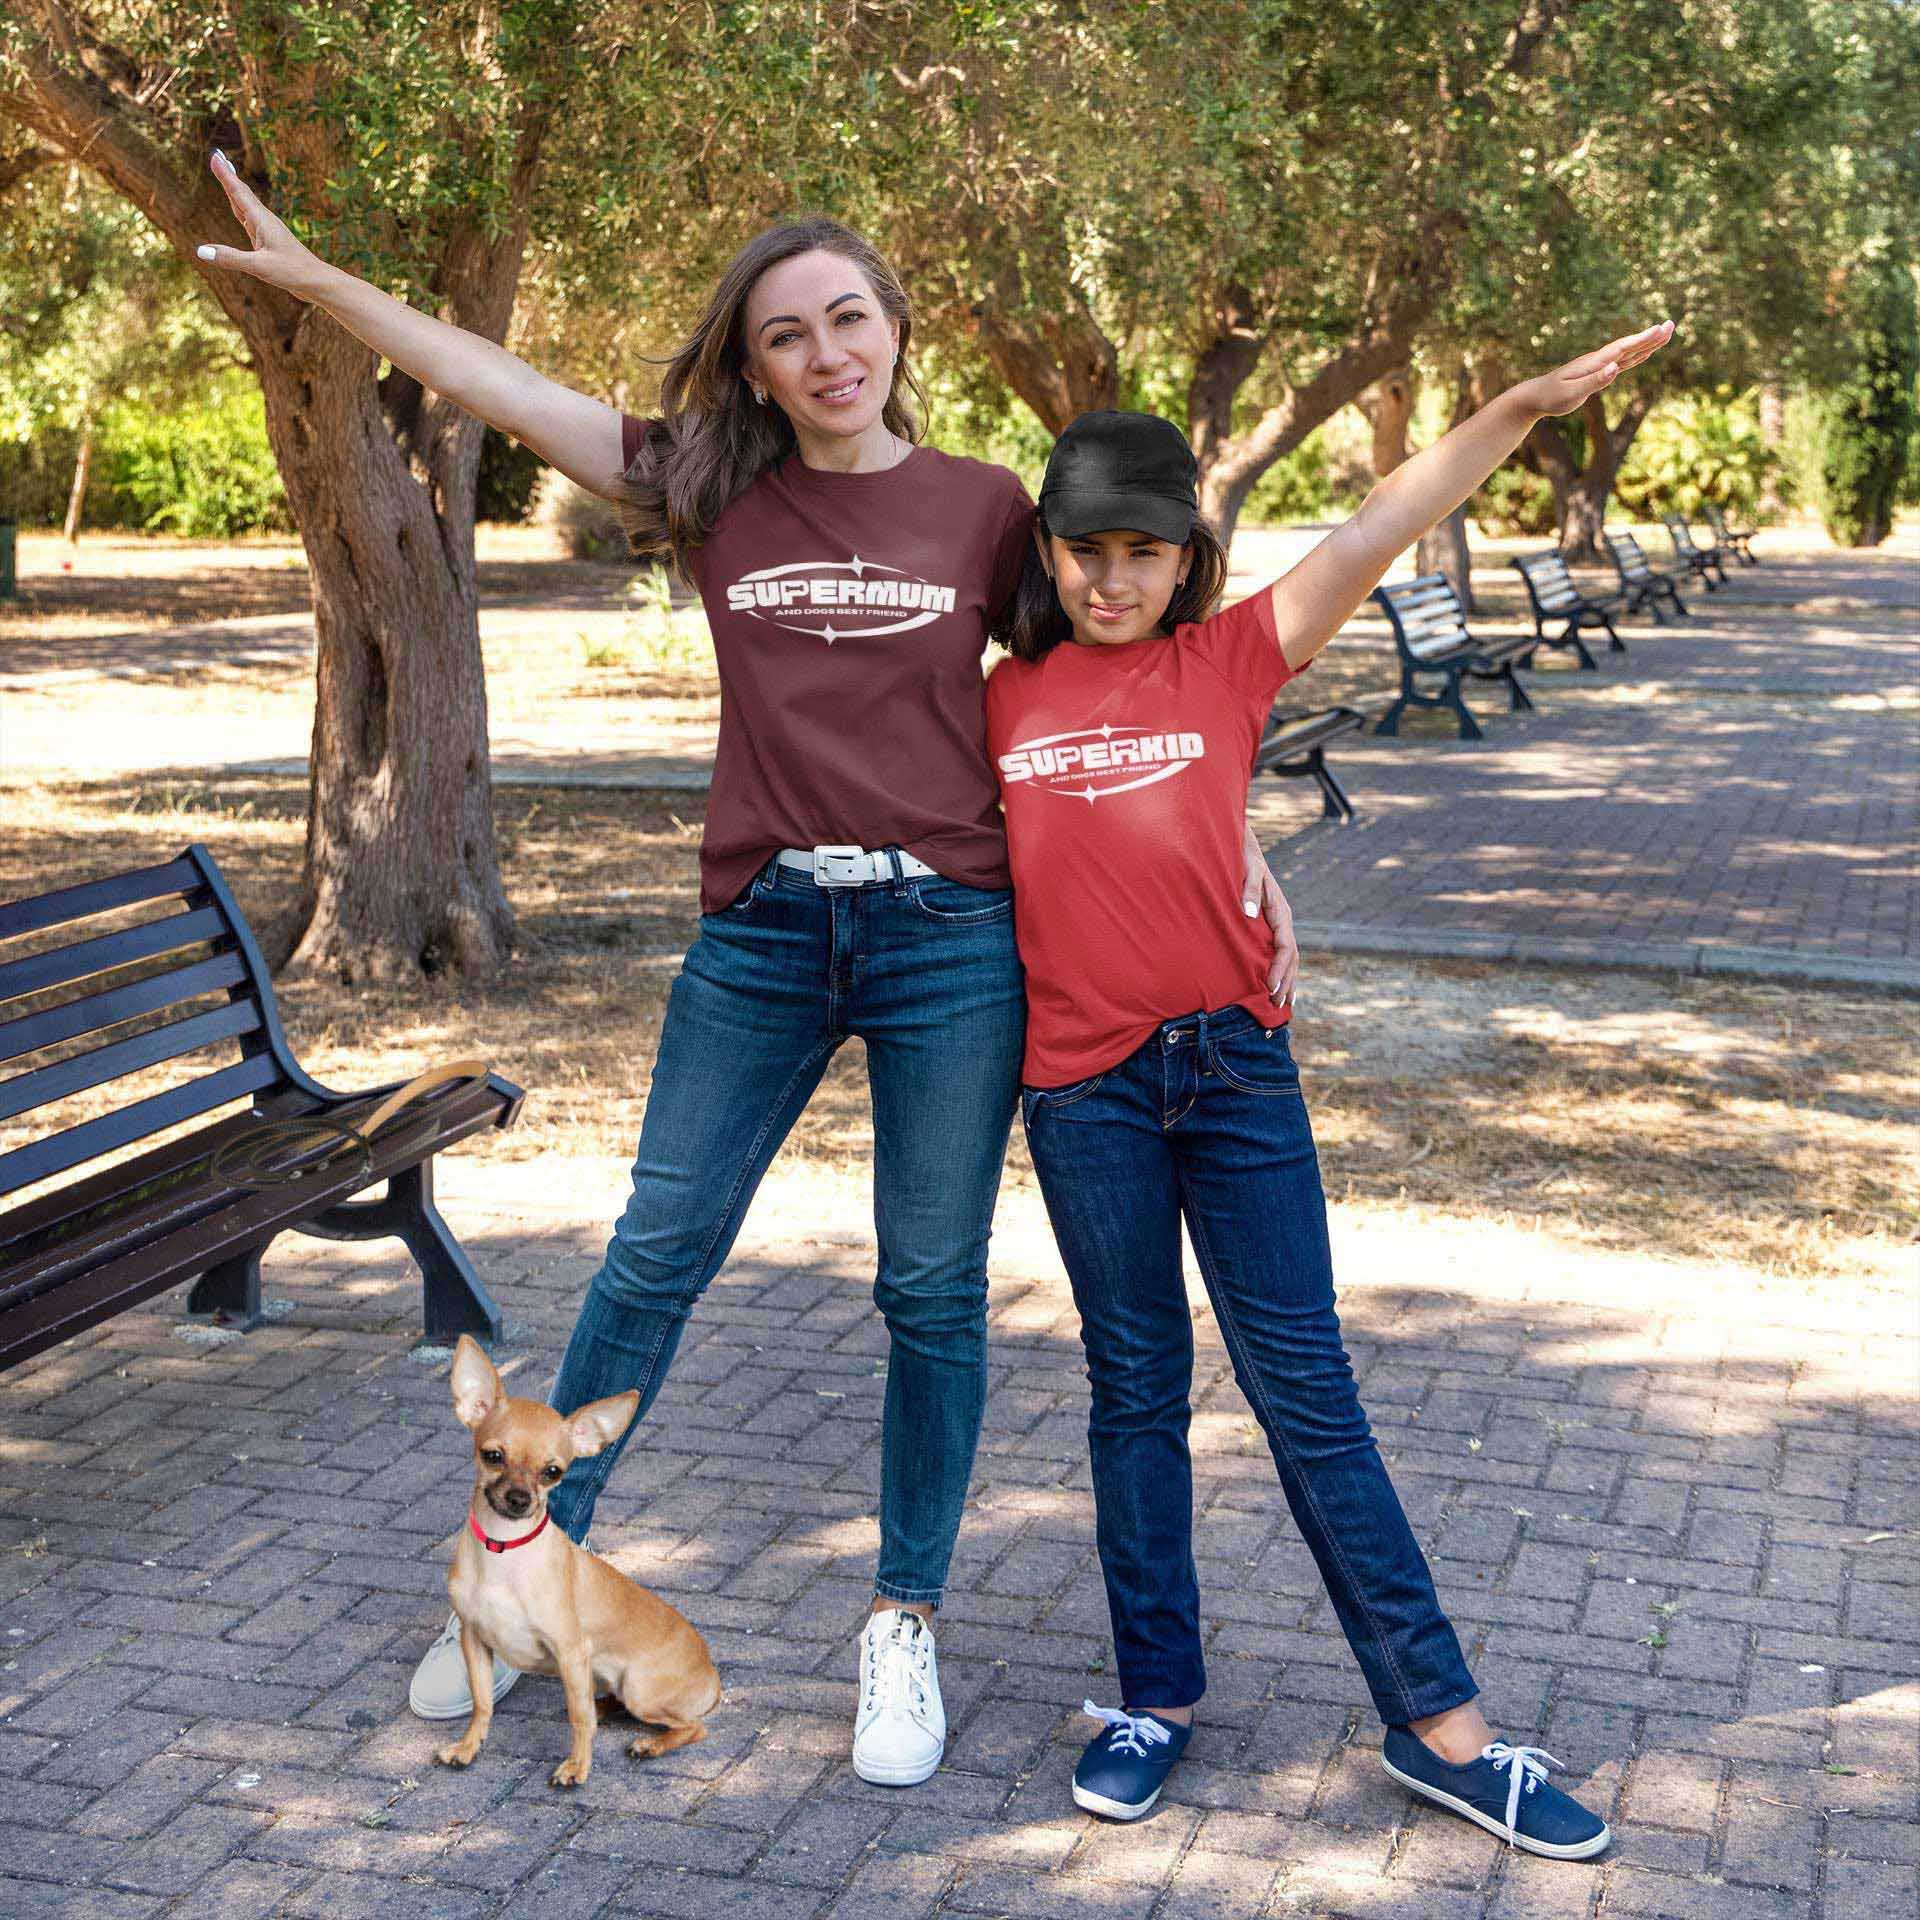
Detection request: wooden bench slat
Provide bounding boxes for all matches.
[0,905,230,1005]
[0,998,266,1125]
[0,1080,503,1308]
[0,853,200,944]
[0,950,252,1069]
[0,1053,284,1196]
[0,1091,508,1370]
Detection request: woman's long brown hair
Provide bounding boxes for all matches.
[615,216,929,581]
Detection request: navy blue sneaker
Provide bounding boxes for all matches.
[1072,1701,1192,1820]
[1381,1727,1611,1859]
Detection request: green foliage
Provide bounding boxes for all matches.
[915,344,1054,494]
[1240,434,1337,526]
[1615,390,1779,522]
[1811,252,1918,546]
[101,373,292,536]
[1472,465,1557,537]
[475,427,543,524]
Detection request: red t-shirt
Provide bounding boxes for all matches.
[621,415,1033,914]
[984,589,1301,1087]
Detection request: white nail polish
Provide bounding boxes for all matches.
[196,245,216,261]
[1243,901,1258,916]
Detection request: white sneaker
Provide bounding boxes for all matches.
[407,1608,524,1721]
[851,1607,945,1785]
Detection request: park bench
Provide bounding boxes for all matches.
[1662,513,1730,590]
[1702,500,1759,566]
[1509,551,1627,668]
[1254,703,1368,821]
[0,844,525,1375]
[1602,530,1690,622]
[1369,574,1539,741]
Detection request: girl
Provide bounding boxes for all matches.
[985,321,1671,1852]
[193,156,1293,1784]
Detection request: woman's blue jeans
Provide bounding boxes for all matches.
[544,852,1025,1607]
[1021,1002,1476,1725]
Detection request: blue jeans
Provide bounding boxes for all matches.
[1021,1002,1476,1725]
[544,851,1025,1606]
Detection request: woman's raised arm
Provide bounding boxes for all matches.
[1261,320,1675,672]
[194,149,630,500]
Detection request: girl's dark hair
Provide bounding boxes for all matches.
[994,513,1230,662]
[614,215,928,582]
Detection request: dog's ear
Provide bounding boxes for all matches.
[449,1335,503,1431]
[566,1390,640,1459]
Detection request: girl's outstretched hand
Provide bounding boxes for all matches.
[1511,319,1675,419]
[194,150,321,294]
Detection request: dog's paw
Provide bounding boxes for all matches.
[549,1756,591,1789]
[434,1739,479,1768]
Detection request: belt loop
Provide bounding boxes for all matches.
[884,845,905,894]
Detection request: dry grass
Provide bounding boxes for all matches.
[2,775,1912,1289]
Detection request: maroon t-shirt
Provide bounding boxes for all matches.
[621,415,1033,914]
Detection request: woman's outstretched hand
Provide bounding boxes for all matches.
[1510,319,1675,419]
[194,150,321,295]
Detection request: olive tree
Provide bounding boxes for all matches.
[0,2,671,982]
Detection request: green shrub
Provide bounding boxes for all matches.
[1471,463,1556,536]
[476,424,544,523]
[1615,390,1778,523]
[1810,254,1917,547]
[1240,433,1338,525]
[101,373,292,536]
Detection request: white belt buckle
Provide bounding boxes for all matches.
[812,844,870,887]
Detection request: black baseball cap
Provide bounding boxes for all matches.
[1039,410,1198,546]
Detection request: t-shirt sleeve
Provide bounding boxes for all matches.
[1183,586,1297,708]
[987,472,1037,619]
[620,411,649,472]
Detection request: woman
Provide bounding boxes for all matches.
[194,151,1294,1784]
[984,322,1671,1850]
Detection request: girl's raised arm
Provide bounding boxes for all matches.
[194,150,630,500]
[1261,321,1674,672]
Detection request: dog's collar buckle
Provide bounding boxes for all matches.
[471,1509,549,1553]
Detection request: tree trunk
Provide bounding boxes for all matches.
[1414,367,1477,609]
[62,412,91,542]
[249,332,517,985]
[1191,213,1467,549]
[1758,378,1786,515]
[1358,365,1413,478]
[1,42,549,986]
[967,293,1117,434]
[1525,392,1654,564]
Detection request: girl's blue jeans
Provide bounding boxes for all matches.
[542,851,1024,1607]
[1021,1002,1477,1725]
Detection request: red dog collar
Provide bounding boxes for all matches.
[471,1509,549,1553]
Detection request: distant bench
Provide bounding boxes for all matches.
[1509,552,1627,668]
[1663,513,1731,590]
[1369,574,1539,741]
[1602,530,1690,623]
[1255,704,1369,821]
[1703,501,1759,566]
[0,845,524,1375]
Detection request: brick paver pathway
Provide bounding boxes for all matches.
[1253,541,1920,984]
[3,1158,1914,1919]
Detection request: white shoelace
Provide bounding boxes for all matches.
[1083,1700,1174,1760]
[1482,1742,1561,1846]
[863,1612,934,1724]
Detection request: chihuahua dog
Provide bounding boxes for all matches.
[433,1334,721,1788]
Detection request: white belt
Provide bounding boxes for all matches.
[775,844,939,887]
